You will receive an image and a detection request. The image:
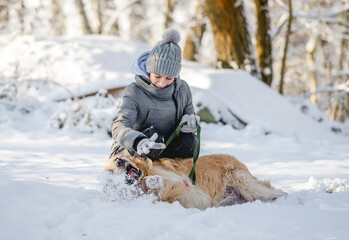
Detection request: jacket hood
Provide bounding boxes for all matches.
[131,51,150,80]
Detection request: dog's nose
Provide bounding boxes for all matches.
[115,157,126,167]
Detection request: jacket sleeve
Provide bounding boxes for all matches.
[111,85,146,152]
[181,80,195,116]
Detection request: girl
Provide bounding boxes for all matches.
[110,29,199,160]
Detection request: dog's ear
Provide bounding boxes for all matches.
[144,158,153,174]
[145,157,153,166]
[135,157,153,176]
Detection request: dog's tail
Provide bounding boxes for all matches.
[229,170,287,202]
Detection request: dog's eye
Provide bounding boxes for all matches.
[115,157,127,167]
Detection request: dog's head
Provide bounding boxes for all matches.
[106,155,153,184]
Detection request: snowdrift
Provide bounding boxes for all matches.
[182,64,340,140]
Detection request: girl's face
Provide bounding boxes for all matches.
[149,73,175,88]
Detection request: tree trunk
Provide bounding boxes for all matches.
[17,0,26,34]
[342,11,349,121]
[321,39,333,87]
[108,0,120,35]
[75,0,93,34]
[339,96,348,122]
[183,0,206,62]
[164,0,176,29]
[279,0,292,95]
[103,0,139,35]
[51,0,66,35]
[0,1,9,31]
[254,0,273,86]
[205,0,257,75]
[335,10,349,121]
[92,0,103,34]
[339,10,349,71]
[306,34,318,103]
[129,1,149,41]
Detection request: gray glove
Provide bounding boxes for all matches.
[180,114,200,133]
[136,133,166,155]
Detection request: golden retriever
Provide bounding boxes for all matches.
[104,154,286,210]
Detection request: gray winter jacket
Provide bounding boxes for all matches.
[110,75,195,157]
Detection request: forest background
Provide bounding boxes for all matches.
[1,0,348,124]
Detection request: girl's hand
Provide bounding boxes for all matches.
[180,114,200,133]
[137,133,166,155]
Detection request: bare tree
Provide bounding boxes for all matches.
[205,0,257,75]
[106,0,120,35]
[102,0,140,35]
[91,0,102,34]
[89,0,119,34]
[0,1,9,31]
[332,9,349,121]
[164,0,176,29]
[17,0,26,34]
[279,0,292,95]
[339,10,349,72]
[183,0,206,61]
[75,0,93,34]
[306,34,318,103]
[51,0,66,35]
[254,0,273,86]
[129,1,148,41]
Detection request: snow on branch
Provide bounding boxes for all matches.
[102,0,140,35]
[295,8,349,20]
[275,0,349,20]
[336,80,349,92]
[271,12,288,40]
[7,79,75,99]
[306,80,349,97]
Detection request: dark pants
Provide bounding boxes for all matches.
[142,127,197,160]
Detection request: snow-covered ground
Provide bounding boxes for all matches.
[1,36,348,240]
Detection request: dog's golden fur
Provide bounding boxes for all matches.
[105,154,286,210]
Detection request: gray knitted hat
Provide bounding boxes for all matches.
[146,29,182,78]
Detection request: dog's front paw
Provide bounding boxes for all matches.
[145,175,163,190]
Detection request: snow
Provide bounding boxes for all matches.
[183,63,347,140]
[0,35,149,100]
[1,35,349,239]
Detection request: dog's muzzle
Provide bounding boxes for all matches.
[115,157,143,184]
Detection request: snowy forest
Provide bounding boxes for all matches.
[1,1,349,240]
[1,0,348,123]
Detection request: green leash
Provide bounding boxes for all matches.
[156,122,201,185]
